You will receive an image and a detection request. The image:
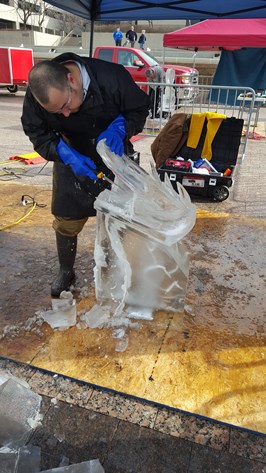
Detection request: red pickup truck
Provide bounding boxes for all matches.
[93,46,199,102]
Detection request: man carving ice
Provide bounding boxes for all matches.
[21,53,149,296]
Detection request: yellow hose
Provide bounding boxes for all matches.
[0,202,37,231]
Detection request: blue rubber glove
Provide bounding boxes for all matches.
[97,114,126,156]
[56,138,98,180]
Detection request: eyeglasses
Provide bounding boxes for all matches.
[51,86,72,114]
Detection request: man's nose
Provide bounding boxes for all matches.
[61,109,71,118]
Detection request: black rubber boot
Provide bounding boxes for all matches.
[128,151,140,165]
[126,141,140,165]
[51,233,77,297]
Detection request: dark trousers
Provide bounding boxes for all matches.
[149,87,161,118]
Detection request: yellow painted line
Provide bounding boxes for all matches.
[196,209,266,227]
[196,209,230,218]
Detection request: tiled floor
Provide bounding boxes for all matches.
[0,358,265,472]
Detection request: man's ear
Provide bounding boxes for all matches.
[67,72,75,86]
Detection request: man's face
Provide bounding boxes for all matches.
[44,86,72,115]
[41,74,83,117]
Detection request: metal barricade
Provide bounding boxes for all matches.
[138,82,257,161]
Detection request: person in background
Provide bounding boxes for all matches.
[145,65,166,118]
[138,30,146,50]
[124,25,137,47]
[113,27,123,46]
[21,53,150,297]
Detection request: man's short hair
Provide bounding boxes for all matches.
[28,60,69,104]
[145,68,153,78]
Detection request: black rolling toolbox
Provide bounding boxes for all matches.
[158,117,244,201]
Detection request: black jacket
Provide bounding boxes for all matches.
[138,34,146,45]
[21,53,149,218]
[126,30,137,42]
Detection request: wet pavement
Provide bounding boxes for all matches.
[0,90,265,471]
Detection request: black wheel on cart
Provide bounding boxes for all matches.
[7,85,18,93]
[213,185,229,202]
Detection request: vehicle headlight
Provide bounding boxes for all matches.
[181,75,190,84]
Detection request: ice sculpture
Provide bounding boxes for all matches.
[0,445,41,472]
[94,140,196,319]
[41,291,76,329]
[0,378,42,448]
[161,68,176,115]
[41,459,105,472]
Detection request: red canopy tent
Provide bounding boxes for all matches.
[163,18,266,51]
[163,18,266,106]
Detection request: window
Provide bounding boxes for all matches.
[0,19,15,29]
[118,51,140,67]
[18,0,41,12]
[97,49,113,62]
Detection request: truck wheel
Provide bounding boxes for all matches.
[213,185,229,202]
[7,85,18,93]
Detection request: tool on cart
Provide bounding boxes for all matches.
[165,158,192,171]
